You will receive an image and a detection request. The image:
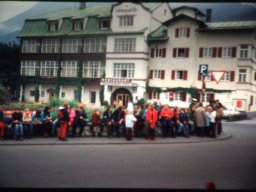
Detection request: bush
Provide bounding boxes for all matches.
[137,98,146,108]
[49,98,78,108]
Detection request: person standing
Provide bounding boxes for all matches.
[112,106,125,137]
[12,108,24,140]
[125,110,137,141]
[194,103,206,137]
[210,108,217,138]
[127,98,134,112]
[0,108,4,139]
[160,104,174,138]
[146,104,158,141]
[58,104,69,141]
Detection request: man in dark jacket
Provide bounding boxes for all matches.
[111,106,125,137]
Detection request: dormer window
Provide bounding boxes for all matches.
[99,19,110,29]
[48,21,58,32]
[72,20,83,31]
[119,16,134,27]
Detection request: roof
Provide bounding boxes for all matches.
[200,20,256,30]
[147,25,169,41]
[19,2,163,38]
[30,3,113,20]
[172,6,205,17]
[163,14,207,27]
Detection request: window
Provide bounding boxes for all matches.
[240,45,249,59]
[174,92,186,102]
[30,91,35,97]
[83,61,105,78]
[61,61,79,77]
[204,48,213,58]
[41,39,60,53]
[172,70,188,80]
[72,20,83,30]
[173,48,189,58]
[149,70,165,80]
[61,92,65,98]
[21,61,39,76]
[254,72,256,81]
[202,92,214,103]
[22,39,40,53]
[113,63,135,78]
[48,22,58,32]
[114,38,136,52]
[40,61,58,77]
[238,69,247,82]
[119,16,134,27]
[151,48,166,58]
[148,91,160,100]
[90,91,96,104]
[99,19,110,29]
[175,27,190,38]
[221,71,231,81]
[62,38,82,53]
[153,70,161,79]
[84,37,106,53]
[41,91,45,98]
[222,47,232,58]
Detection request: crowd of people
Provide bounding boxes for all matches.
[0,99,225,141]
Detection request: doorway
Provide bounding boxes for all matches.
[111,88,132,108]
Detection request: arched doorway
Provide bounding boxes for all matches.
[111,88,132,108]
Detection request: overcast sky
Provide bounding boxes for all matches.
[0,1,256,23]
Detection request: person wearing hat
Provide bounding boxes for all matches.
[58,103,69,141]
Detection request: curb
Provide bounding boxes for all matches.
[0,133,232,146]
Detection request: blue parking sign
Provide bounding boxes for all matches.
[199,64,208,76]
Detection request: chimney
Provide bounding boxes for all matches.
[206,9,212,22]
[79,1,86,9]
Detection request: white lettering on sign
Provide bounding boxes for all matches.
[116,7,137,13]
[199,64,208,76]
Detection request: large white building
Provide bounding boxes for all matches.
[18,2,256,112]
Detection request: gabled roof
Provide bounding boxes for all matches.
[147,25,169,41]
[142,3,162,12]
[163,14,207,28]
[172,6,205,17]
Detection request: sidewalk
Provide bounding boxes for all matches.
[0,132,232,145]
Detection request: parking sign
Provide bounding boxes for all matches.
[199,64,208,76]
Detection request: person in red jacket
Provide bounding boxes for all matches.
[146,104,158,141]
[160,104,175,138]
[58,103,69,141]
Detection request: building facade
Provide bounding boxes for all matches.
[18,2,256,111]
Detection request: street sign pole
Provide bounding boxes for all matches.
[199,64,208,103]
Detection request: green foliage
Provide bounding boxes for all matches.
[137,98,146,108]
[49,97,78,108]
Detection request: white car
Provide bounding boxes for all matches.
[223,106,240,118]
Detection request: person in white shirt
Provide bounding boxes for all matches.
[125,110,137,141]
[210,108,217,138]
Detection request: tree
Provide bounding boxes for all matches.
[0,42,20,100]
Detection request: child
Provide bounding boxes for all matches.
[125,110,137,141]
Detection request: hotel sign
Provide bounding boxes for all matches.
[100,78,137,87]
[116,7,137,13]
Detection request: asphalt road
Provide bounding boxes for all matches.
[0,120,256,190]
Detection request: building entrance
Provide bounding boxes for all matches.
[111,88,132,108]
